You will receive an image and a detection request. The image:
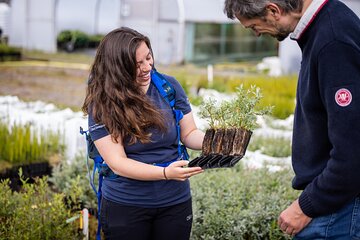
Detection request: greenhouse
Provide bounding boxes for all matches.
[8,0,278,64]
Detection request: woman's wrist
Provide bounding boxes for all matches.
[163,167,168,180]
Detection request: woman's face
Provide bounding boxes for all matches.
[136,41,153,92]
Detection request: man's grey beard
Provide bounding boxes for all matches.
[276,33,289,41]
[275,27,291,41]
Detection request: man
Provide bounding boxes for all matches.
[224,0,360,238]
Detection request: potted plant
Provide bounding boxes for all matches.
[189,85,272,168]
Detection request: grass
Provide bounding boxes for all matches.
[21,49,94,64]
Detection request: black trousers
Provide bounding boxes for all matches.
[100,197,193,240]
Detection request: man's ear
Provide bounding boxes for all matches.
[266,3,282,20]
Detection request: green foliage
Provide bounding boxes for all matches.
[199,85,272,130]
[248,136,292,158]
[0,171,82,239]
[0,44,21,54]
[88,34,104,48]
[0,120,65,166]
[57,30,104,51]
[189,95,204,106]
[71,31,90,48]
[49,155,97,210]
[215,74,297,119]
[57,30,87,51]
[191,165,297,240]
[57,30,72,43]
[0,44,21,61]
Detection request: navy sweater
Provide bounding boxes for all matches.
[292,0,360,218]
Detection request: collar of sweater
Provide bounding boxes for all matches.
[290,0,329,40]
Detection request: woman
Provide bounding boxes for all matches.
[82,27,205,240]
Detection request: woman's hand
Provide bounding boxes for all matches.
[164,160,204,181]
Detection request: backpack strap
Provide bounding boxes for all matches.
[150,68,176,107]
[150,68,189,161]
[79,127,104,240]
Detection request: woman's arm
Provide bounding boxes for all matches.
[179,111,205,150]
[94,135,203,181]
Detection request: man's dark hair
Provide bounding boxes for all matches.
[224,0,303,19]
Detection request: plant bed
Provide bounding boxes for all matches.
[0,162,51,179]
[0,44,22,61]
[189,85,271,169]
[0,176,83,239]
[0,162,52,191]
[0,119,64,189]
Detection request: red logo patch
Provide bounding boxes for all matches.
[335,88,352,107]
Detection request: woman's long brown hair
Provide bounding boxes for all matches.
[82,27,166,144]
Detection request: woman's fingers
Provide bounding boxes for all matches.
[166,161,204,181]
[170,160,190,167]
